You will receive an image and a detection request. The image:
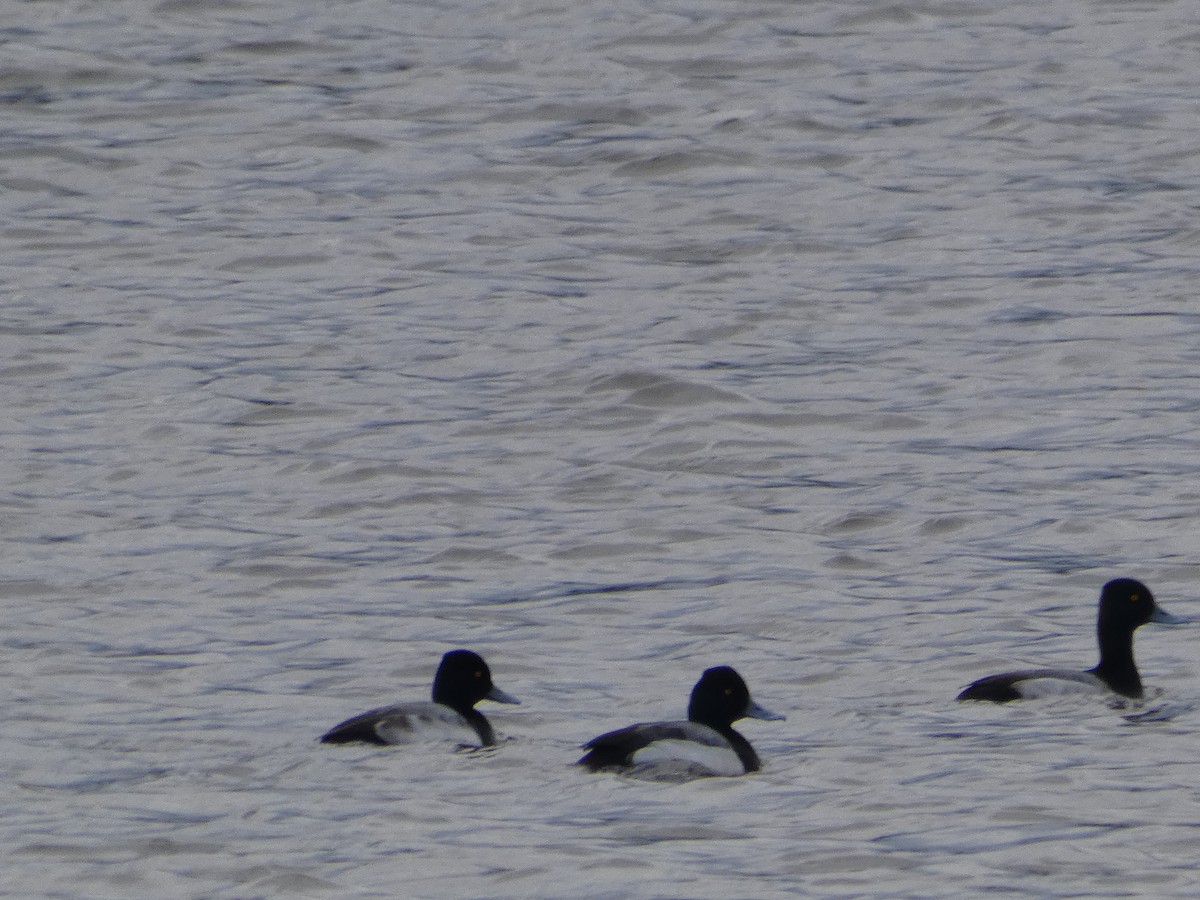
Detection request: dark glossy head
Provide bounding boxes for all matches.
[686,666,784,729]
[1097,578,1186,635]
[431,649,520,710]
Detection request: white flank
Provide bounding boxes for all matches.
[630,739,746,777]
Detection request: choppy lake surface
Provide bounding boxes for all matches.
[4,0,1200,896]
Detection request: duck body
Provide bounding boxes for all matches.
[319,701,498,746]
[954,669,1106,703]
[957,578,1186,703]
[579,720,761,776]
[321,649,519,747]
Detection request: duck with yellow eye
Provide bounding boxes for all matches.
[578,666,784,777]
[957,578,1187,702]
[320,649,519,747]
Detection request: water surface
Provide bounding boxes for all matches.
[4,0,1200,896]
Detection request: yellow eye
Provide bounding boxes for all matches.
[724,688,732,696]
[1131,594,1140,603]
[475,671,483,678]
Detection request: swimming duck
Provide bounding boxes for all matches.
[578,665,784,776]
[957,578,1186,702]
[320,649,519,746]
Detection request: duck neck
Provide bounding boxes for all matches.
[1091,625,1143,699]
[434,688,496,746]
[717,725,760,773]
[444,710,494,748]
[460,707,496,746]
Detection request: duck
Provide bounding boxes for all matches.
[320,649,519,746]
[578,666,784,776]
[957,578,1186,702]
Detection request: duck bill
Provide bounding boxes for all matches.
[485,686,521,705]
[1150,605,1188,625]
[745,698,785,721]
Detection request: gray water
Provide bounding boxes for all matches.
[4,0,1200,896]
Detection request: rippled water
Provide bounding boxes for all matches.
[5,0,1200,895]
